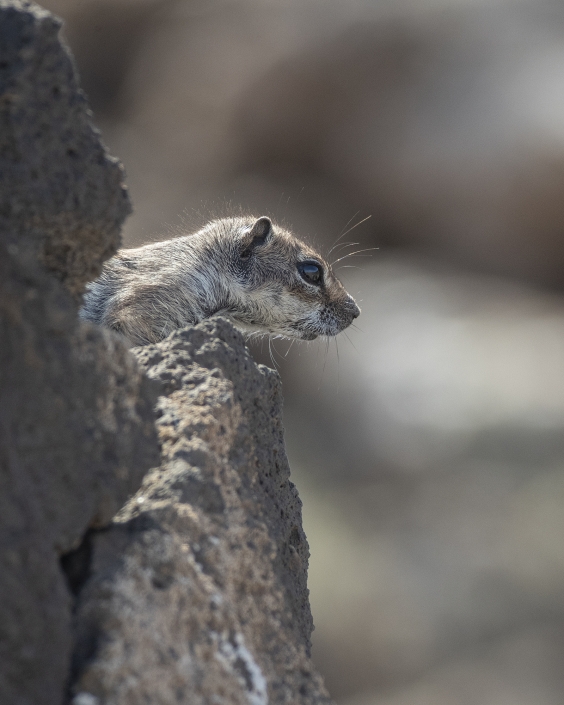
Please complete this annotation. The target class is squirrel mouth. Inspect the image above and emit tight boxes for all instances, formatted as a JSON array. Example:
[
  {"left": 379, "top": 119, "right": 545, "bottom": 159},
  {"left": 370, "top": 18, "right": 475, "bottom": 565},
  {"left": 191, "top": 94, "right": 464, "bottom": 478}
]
[{"left": 298, "top": 331, "right": 318, "bottom": 341}]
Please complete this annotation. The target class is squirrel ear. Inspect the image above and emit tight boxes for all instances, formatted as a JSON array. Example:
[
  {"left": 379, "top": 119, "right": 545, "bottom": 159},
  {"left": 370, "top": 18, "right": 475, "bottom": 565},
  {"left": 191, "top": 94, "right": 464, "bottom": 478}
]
[
  {"left": 249, "top": 216, "right": 271, "bottom": 242},
  {"left": 240, "top": 216, "right": 272, "bottom": 258}
]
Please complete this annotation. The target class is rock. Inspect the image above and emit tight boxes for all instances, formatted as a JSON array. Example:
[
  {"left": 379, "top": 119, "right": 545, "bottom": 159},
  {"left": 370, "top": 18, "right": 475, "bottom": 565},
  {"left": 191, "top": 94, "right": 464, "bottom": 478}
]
[
  {"left": 0, "top": 0, "right": 131, "bottom": 298},
  {"left": 70, "top": 319, "right": 332, "bottom": 705},
  {"left": 0, "top": 247, "right": 160, "bottom": 705},
  {"left": 0, "top": 2, "right": 159, "bottom": 703}
]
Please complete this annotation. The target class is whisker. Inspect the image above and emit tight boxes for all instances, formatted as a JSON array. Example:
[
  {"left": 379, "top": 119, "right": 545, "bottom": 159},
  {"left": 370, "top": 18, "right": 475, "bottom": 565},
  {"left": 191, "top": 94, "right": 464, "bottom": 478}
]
[
  {"left": 284, "top": 338, "right": 296, "bottom": 358},
  {"left": 343, "top": 330, "right": 358, "bottom": 353},
  {"left": 273, "top": 338, "right": 286, "bottom": 362},
  {"left": 329, "top": 241, "right": 360, "bottom": 255},
  {"left": 328, "top": 212, "right": 366, "bottom": 255},
  {"left": 338, "top": 211, "right": 360, "bottom": 237},
  {"left": 319, "top": 337, "right": 330, "bottom": 390},
  {"left": 331, "top": 247, "right": 379, "bottom": 266},
  {"left": 335, "top": 337, "right": 340, "bottom": 392},
  {"left": 327, "top": 215, "right": 372, "bottom": 256},
  {"left": 268, "top": 338, "right": 278, "bottom": 370},
  {"left": 340, "top": 214, "right": 372, "bottom": 237}
]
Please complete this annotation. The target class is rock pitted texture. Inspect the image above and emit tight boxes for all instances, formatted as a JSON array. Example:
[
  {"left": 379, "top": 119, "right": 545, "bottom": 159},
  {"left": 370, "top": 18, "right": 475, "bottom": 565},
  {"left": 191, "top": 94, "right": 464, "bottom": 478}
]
[
  {"left": 0, "top": 2, "right": 159, "bottom": 704},
  {"left": 71, "top": 319, "right": 331, "bottom": 705},
  {"left": 0, "top": 0, "right": 131, "bottom": 297},
  {"left": 0, "top": 247, "right": 160, "bottom": 705}
]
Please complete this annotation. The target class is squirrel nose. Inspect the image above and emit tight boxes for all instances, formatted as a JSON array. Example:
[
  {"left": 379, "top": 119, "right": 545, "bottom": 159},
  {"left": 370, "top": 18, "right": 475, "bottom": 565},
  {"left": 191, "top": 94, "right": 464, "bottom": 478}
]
[{"left": 347, "top": 297, "right": 360, "bottom": 319}]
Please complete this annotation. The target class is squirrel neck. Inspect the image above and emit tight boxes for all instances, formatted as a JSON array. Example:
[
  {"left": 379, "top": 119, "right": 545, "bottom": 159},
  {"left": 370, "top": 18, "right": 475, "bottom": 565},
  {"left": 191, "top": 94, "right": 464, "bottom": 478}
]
[{"left": 174, "top": 236, "right": 235, "bottom": 325}]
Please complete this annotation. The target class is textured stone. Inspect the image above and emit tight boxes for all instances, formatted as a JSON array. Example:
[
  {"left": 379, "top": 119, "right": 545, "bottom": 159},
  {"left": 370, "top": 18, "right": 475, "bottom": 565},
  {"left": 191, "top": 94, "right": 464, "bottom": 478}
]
[
  {"left": 0, "top": 3, "right": 159, "bottom": 704},
  {"left": 0, "top": 0, "right": 131, "bottom": 297},
  {"left": 71, "top": 319, "right": 332, "bottom": 705},
  {"left": 0, "top": 247, "right": 160, "bottom": 705}
]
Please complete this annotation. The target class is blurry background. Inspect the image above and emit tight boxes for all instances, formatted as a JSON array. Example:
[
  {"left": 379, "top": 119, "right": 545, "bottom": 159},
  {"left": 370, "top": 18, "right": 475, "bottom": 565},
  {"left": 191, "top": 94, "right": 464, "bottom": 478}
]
[{"left": 42, "top": 0, "right": 564, "bottom": 702}]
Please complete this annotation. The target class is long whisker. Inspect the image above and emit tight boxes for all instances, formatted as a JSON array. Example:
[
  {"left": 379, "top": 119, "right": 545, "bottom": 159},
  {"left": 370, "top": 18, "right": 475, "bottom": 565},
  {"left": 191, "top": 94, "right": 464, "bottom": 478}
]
[
  {"left": 327, "top": 215, "right": 372, "bottom": 256},
  {"left": 272, "top": 338, "right": 287, "bottom": 363},
  {"left": 331, "top": 241, "right": 360, "bottom": 253},
  {"left": 331, "top": 247, "right": 379, "bottom": 266},
  {"left": 328, "top": 213, "right": 370, "bottom": 255},
  {"left": 335, "top": 337, "right": 340, "bottom": 393},
  {"left": 319, "top": 337, "right": 330, "bottom": 390},
  {"left": 329, "top": 242, "right": 361, "bottom": 259},
  {"left": 343, "top": 330, "right": 358, "bottom": 353},
  {"left": 284, "top": 338, "right": 296, "bottom": 358},
  {"left": 340, "top": 214, "right": 372, "bottom": 237},
  {"left": 268, "top": 338, "right": 278, "bottom": 370},
  {"left": 338, "top": 210, "right": 360, "bottom": 237}
]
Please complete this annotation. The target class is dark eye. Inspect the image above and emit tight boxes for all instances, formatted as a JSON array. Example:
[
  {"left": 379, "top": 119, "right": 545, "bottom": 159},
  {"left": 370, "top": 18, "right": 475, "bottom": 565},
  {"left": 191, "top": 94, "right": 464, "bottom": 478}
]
[{"left": 298, "top": 261, "right": 323, "bottom": 285}]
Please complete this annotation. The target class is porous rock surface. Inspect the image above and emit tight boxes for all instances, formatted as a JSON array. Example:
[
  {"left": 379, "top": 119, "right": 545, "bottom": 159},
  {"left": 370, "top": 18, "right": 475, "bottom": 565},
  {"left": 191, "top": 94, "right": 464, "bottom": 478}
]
[
  {"left": 0, "top": 245, "right": 160, "bottom": 705},
  {"left": 71, "top": 319, "right": 331, "bottom": 705},
  {"left": 1, "top": 2, "right": 331, "bottom": 705},
  {"left": 0, "top": 0, "right": 131, "bottom": 297},
  {"left": 0, "top": 2, "right": 159, "bottom": 704}
]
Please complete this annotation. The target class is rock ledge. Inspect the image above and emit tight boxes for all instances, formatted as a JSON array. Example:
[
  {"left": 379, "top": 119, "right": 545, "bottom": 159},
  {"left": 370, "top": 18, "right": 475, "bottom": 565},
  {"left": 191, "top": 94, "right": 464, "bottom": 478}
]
[{"left": 71, "top": 320, "right": 331, "bottom": 704}]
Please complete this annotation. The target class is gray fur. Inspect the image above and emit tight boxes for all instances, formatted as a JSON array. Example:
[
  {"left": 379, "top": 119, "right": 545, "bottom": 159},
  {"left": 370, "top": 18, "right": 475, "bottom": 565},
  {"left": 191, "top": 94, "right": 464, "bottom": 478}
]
[{"left": 80, "top": 216, "right": 360, "bottom": 346}]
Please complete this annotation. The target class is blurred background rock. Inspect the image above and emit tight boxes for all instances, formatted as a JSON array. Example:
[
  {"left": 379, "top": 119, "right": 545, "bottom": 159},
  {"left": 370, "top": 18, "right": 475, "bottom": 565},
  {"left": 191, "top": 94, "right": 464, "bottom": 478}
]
[{"left": 41, "top": 0, "right": 564, "bottom": 702}]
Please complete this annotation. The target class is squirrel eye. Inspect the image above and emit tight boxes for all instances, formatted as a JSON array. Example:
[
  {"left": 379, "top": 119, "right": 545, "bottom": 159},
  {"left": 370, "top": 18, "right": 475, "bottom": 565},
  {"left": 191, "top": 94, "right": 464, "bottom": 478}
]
[{"left": 298, "top": 262, "right": 323, "bottom": 284}]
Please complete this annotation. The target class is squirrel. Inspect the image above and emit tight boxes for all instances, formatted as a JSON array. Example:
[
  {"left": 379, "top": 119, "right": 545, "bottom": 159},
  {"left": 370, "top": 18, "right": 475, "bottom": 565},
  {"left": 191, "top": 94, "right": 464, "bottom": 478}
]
[{"left": 80, "top": 216, "right": 360, "bottom": 346}]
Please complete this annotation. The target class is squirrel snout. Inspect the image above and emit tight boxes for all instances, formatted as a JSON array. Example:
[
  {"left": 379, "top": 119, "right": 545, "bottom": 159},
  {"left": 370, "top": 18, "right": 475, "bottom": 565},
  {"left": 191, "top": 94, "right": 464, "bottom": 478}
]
[{"left": 348, "top": 297, "right": 361, "bottom": 320}]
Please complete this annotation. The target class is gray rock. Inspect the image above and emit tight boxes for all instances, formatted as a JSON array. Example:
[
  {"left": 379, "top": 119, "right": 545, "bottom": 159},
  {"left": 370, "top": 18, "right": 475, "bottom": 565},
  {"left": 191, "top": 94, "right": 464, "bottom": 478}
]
[
  {"left": 0, "top": 0, "right": 131, "bottom": 298},
  {"left": 71, "top": 319, "right": 332, "bottom": 705},
  {"left": 0, "top": 248, "right": 160, "bottom": 705},
  {"left": 0, "top": 2, "right": 159, "bottom": 703}
]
